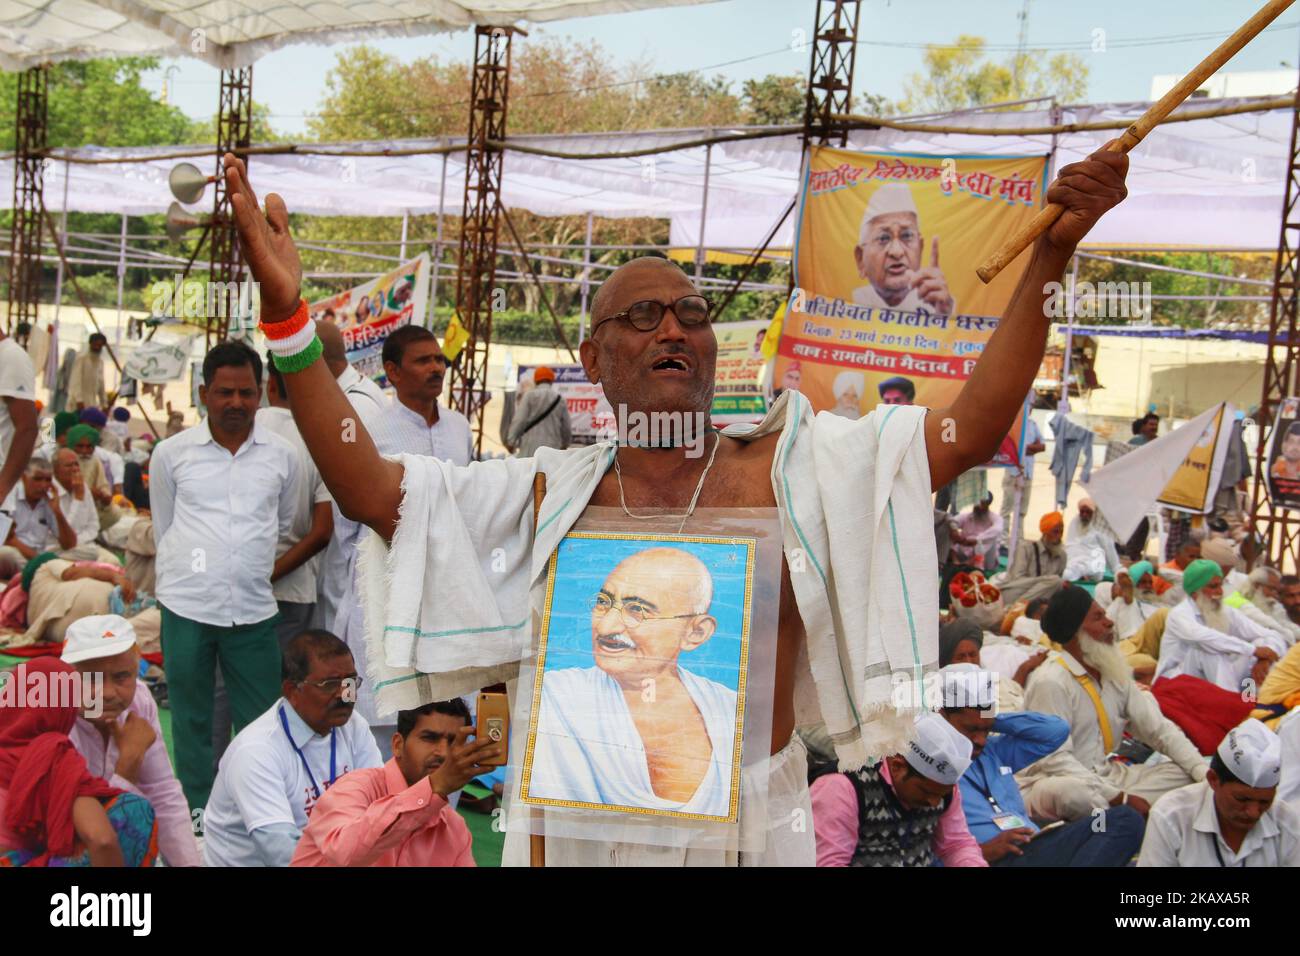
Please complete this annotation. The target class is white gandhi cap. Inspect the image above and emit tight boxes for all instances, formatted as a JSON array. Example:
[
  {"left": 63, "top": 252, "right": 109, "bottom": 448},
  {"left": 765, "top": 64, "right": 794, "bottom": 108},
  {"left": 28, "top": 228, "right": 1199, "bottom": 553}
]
[
  {"left": 939, "top": 663, "right": 997, "bottom": 711},
  {"left": 904, "top": 711, "right": 973, "bottom": 786},
  {"left": 60, "top": 614, "right": 138, "bottom": 665},
  {"left": 1216, "top": 717, "right": 1282, "bottom": 790},
  {"left": 859, "top": 183, "right": 920, "bottom": 244}
]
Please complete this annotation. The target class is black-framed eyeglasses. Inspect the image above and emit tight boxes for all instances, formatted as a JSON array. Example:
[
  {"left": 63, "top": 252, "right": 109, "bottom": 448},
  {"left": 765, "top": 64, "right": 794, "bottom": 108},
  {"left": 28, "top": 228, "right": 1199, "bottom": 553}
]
[
  {"left": 591, "top": 295, "right": 712, "bottom": 337},
  {"left": 298, "top": 675, "right": 363, "bottom": 695}
]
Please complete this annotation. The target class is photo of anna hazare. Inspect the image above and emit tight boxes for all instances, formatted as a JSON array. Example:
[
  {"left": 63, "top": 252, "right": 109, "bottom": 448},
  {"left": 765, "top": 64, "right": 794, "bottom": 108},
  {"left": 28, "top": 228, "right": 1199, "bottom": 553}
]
[{"left": 522, "top": 533, "right": 753, "bottom": 821}]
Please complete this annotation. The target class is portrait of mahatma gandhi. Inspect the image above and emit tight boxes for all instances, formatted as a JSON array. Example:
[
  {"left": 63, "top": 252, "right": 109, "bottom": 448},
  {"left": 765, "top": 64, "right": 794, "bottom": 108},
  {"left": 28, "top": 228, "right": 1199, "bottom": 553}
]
[
  {"left": 523, "top": 539, "right": 748, "bottom": 820},
  {"left": 852, "top": 183, "right": 954, "bottom": 316}
]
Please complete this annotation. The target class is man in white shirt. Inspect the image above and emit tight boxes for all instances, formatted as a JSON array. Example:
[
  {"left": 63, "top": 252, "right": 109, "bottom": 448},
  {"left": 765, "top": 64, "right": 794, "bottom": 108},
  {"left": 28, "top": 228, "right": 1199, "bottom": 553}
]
[
  {"left": 1139, "top": 717, "right": 1299, "bottom": 866},
  {"left": 0, "top": 455, "right": 77, "bottom": 565},
  {"left": 151, "top": 341, "right": 300, "bottom": 811},
  {"left": 1279, "top": 710, "right": 1299, "bottom": 808},
  {"left": 370, "top": 325, "right": 473, "bottom": 464},
  {"left": 51, "top": 447, "right": 102, "bottom": 559},
  {"left": 62, "top": 614, "right": 201, "bottom": 866},
  {"left": 1158, "top": 558, "right": 1287, "bottom": 694},
  {"left": 257, "top": 355, "right": 333, "bottom": 649},
  {"left": 68, "top": 332, "right": 108, "bottom": 411},
  {"left": 203, "top": 630, "right": 383, "bottom": 866},
  {"left": 1018, "top": 585, "right": 1209, "bottom": 823},
  {"left": 312, "top": 319, "right": 386, "bottom": 634},
  {"left": 0, "top": 329, "right": 38, "bottom": 577},
  {"left": 1063, "top": 498, "right": 1120, "bottom": 583},
  {"left": 356, "top": 324, "right": 473, "bottom": 756},
  {"left": 1000, "top": 405, "right": 1045, "bottom": 551}
]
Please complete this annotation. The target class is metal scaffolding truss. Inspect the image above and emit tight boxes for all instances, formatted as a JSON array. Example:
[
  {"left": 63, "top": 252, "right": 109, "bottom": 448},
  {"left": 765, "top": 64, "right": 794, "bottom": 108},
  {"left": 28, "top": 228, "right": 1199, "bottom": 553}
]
[
  {"left": 206, "top": 66, "right": 254, "bottom": 347},
  {"left": 447, "top": 25, "right": 521, "bottom": 452},
  {"left": 802, "top": 0, "right": 862, "bottom": 148},
  {"left": 1249, "top": 83, "right": 1300, "bottom": 569},
  {"left": 6, "top": 65, "right": 46, "bottom": 334}
]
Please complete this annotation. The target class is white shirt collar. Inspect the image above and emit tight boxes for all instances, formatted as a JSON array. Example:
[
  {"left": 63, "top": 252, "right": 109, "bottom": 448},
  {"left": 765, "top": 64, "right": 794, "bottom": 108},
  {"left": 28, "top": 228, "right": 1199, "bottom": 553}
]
[
  {"left": 1191, "top": 779, "right": 1278, "bottom": 855},
  {"left": 196, "top": 414, "right": 268, "bottom": 451}
]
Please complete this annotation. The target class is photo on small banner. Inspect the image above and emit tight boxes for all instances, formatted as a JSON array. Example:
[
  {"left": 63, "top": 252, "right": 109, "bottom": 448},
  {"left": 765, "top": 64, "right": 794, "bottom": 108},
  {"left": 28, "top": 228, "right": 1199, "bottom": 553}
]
[
  {"left": 710, "top": 319, "right": 770, "bottom": 425},
  {"left": 774, "top": 146, "right": 1050, "bottom": 466},
  {"left": 1266, "top": 397, "right": 1300, "bottom": 510},
  {"left": 520, "top": 531, "right": 754, "bottom": 822},
  {"left": 309, "top": 253, "right": 431, "bottom": 387},
  {"left": 1157, "top": 402, "right": 1232, "bottom": 515}
]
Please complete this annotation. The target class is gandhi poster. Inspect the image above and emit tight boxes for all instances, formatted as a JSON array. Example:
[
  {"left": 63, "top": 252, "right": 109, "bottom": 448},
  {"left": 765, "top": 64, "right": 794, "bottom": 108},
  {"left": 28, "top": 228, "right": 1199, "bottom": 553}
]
[
  {"left": 774, "top": 146, "right": 1049, "bottom": 466},
  {"left": 520, "top": 532, "right": 753, "bottom": 822}
]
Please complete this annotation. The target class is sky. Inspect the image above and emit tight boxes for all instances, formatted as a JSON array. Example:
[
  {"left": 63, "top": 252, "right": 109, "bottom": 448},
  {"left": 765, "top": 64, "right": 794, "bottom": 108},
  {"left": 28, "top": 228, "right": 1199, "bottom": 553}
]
[{"left": 144, "top": 0, "right": 1300, "bottom": 137}]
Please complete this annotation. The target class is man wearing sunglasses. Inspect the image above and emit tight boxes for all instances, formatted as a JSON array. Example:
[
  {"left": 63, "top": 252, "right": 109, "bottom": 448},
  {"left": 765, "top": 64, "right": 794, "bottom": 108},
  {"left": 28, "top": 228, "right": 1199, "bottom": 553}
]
[
  {"left": 202, "top": 629, "right": 383, "bottom": 867},
  {"left": 227, "top": 140, "right": 1130, "bottom": 867}
]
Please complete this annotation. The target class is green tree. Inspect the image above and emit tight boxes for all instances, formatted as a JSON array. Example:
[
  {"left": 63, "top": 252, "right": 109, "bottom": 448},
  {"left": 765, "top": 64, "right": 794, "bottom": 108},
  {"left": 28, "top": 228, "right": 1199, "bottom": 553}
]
[
  {"left": 899, "top": 36, "right": 1088, "bottom": 113},
  {"left": 741, "top": 74, "right": 804, "bottom": 125}
]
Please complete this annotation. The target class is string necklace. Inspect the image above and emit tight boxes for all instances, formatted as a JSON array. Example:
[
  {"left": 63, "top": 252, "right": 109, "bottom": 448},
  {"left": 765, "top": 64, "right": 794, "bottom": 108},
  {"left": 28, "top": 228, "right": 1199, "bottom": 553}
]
[{"left": 614, "top": 430, "right": 721, "bottom": 533}]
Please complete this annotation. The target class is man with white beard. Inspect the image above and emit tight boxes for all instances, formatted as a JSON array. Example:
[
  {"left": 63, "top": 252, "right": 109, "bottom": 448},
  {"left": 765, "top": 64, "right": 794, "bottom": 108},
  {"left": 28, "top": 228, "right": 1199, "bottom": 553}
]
[
  {"left": 1062, "top": 498, "right": 1120, "bottom": 583},
  {"left": 1157, "top": 558, "right": 1287, "bottom": 694},
  {"left": 1017, "top": 586, "right": 1208, "bottom": 823},
  {"left": 1226, "top": 566, "right": 1300, "bottom": 648},
  {"left": 1104, "top": 568, "right": 1161, "bottom": 642}
]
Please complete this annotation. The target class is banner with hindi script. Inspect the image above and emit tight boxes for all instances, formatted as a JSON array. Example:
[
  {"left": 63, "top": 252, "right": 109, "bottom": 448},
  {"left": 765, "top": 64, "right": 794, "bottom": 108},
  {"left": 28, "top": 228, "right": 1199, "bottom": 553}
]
[
  {"left": 1265, "top": 397, "right": 1300, "bottom": 511},
  {"left": 309, "top": 253, "right": 430, "bottom": 387},
  {"left": 774, "top": 147, "right": 1050, "bottom": 466},
  {"left": 711, "top": 319, "right": 770, "bottom": 425}
]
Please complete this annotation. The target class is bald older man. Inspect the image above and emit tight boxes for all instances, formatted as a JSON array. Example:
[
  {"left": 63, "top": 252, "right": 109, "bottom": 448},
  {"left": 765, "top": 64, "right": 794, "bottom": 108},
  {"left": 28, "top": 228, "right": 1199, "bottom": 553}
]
[
  {"left": 226, "top": 142, "right": 1131, "bottom": 866},
  {"left": 526, "top": 547, "right": 736, "bottom": 817}
]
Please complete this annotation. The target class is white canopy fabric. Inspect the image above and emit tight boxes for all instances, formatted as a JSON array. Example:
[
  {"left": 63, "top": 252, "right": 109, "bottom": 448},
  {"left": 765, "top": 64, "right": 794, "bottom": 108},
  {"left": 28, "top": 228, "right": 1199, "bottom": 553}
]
[
  {"left": 0, "top": 0, "right": 722, "bottom": 70},
  {"left": 10, "top": 96, "right": 1294, "bottom": 250}
]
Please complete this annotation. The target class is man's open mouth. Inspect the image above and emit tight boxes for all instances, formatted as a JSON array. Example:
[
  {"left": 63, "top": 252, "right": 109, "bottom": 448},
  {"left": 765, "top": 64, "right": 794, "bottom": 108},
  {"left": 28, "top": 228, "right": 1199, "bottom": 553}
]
[
  {"left": 596, "top": 634, "right": 636, "bottom": 653},
  {"left": 650, "top": 355, "right": 691, "bottom": 373}
]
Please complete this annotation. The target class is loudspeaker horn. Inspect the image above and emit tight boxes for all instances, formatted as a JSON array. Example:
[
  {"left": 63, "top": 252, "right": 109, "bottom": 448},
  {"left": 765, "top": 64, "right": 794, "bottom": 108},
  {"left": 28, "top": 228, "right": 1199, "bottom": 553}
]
[
  {"left": 165, "top": 201, "right": 203, "bottom": 243},
  {"left": 168, "top": 162, "right": 211, "bottom": 204}
]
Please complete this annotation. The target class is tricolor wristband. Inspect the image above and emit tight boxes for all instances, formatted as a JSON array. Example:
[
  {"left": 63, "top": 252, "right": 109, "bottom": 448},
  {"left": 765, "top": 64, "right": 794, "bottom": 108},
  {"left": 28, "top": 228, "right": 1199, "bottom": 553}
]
[{"left": 260, "top": 299, "right": 321, "bottom": 372}]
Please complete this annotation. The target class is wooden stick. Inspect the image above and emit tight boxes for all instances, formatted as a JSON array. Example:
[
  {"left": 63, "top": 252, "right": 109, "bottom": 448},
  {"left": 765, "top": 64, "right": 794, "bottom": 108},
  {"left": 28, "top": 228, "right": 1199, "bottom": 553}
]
[
  {"left": 529, "top": 470, "right": 547, "bottom": 869},
  {"left": 977, "top": 0, "right": 1295, "bottom": 284}
]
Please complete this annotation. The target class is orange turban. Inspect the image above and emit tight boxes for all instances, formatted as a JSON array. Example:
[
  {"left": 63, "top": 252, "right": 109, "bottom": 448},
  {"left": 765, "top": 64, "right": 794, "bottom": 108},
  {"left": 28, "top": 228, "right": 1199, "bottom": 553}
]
[
  {"left": 533, "top": 366, "right": 556, "bottom": 383},
  {"left": 1039, "top": 512, "right": 1064, "bottom": 534}
]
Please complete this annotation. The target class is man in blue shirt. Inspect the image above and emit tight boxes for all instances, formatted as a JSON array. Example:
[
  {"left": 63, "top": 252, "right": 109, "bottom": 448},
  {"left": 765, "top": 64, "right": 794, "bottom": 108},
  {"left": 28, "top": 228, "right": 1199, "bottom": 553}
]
[{"left": 939, "top": 663, "right": 1144, "bottom": 866}]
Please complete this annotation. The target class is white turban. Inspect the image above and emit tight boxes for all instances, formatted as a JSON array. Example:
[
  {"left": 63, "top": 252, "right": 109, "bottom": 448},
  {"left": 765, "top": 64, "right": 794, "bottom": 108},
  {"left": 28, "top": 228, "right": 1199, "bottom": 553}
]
[
  {"left": 859, "top": 183, "right": 920, "bottom": 244},
  {"left": 832, "top": 370, "right": 865, "bottom": 403},
  {"left": 903, "top": 712, "right": 973, "bottom": 786},
  {"left": 1216, "top": 718, "right": 1282, "bottom": 789}
]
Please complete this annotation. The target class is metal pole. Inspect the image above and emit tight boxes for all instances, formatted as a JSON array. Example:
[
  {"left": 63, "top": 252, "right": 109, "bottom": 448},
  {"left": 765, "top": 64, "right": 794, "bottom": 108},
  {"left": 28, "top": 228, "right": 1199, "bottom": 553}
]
[
  {"left": 1060, "top": 254, "right": 1079, "bottom": 409},
  {"left": 398, "top": 208, "right": 409, "bottom": 262},
  {"left": 695, "top": 142, "right": 712, "bottom": 280},
  {"left": 52, "top": 160, "right": 69, "bottom": 325},
  {"left": 579, "top": 211, "right": 593, "bottom": 343},
  {"left": 114, "top": 212, "right": 127, "bottom": 348},
  {"left": 430, "top": 150, "right": 449, "bottom": 326}
]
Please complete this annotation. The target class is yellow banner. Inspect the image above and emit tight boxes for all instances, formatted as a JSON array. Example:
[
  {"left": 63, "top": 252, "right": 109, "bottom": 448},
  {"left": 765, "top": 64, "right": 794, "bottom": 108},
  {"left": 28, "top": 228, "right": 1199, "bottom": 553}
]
[{"left": 775, "top": 147, "right": 1049, "bottom": 465}]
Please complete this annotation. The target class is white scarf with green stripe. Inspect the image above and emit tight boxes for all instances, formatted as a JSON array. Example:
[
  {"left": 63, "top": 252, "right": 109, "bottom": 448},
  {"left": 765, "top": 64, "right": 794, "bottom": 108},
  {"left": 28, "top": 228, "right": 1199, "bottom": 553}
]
[{"left": 357, "top": 389, "right": 937, "bottom": 768}]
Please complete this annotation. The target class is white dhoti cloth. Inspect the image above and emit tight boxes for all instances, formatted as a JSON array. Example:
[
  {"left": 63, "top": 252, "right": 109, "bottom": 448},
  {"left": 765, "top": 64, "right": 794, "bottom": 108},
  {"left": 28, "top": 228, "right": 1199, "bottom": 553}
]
[{"left": 528, "top": 666, "right": 737, "bottom": 818}]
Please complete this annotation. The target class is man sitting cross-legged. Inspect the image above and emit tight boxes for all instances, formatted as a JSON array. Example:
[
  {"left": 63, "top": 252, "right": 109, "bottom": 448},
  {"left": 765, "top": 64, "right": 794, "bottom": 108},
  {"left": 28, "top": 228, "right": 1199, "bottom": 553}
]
[{"left": 1017, "top": 586, "right": 1208, "bottom": 824}]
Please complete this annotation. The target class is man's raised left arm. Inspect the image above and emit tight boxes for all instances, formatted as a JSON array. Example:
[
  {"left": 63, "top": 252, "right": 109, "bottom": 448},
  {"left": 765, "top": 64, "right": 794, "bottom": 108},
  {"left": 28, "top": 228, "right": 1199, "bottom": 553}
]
[{"left": 926, "top": 146, "right": 1128, "bottom": 489}]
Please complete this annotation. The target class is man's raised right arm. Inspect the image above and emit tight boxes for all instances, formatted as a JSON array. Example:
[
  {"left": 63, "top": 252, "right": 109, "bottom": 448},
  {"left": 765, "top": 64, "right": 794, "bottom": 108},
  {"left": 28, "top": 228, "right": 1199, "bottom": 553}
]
[{"left": 224, "top": 152, "right": 404, "bottom": 540}]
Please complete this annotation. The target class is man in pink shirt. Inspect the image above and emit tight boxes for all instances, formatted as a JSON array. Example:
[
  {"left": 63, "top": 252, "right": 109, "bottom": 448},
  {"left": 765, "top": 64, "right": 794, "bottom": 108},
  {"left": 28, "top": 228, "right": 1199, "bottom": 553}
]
[
  {"left": 291, "top": 699, "right": 500, "bottom": 867},
  {"left": 809, "top": 711, "right": 987, "bottom": 867},
  {"left": 62, "top": 614, "right": 202, "bottom": 866}
]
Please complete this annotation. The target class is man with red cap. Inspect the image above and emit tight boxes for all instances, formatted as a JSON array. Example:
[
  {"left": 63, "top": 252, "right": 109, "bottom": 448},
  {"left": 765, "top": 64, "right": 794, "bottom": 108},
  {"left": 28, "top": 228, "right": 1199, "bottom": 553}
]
[{"left": 505, "top": 365, "right": 571, "bottom": 458}]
